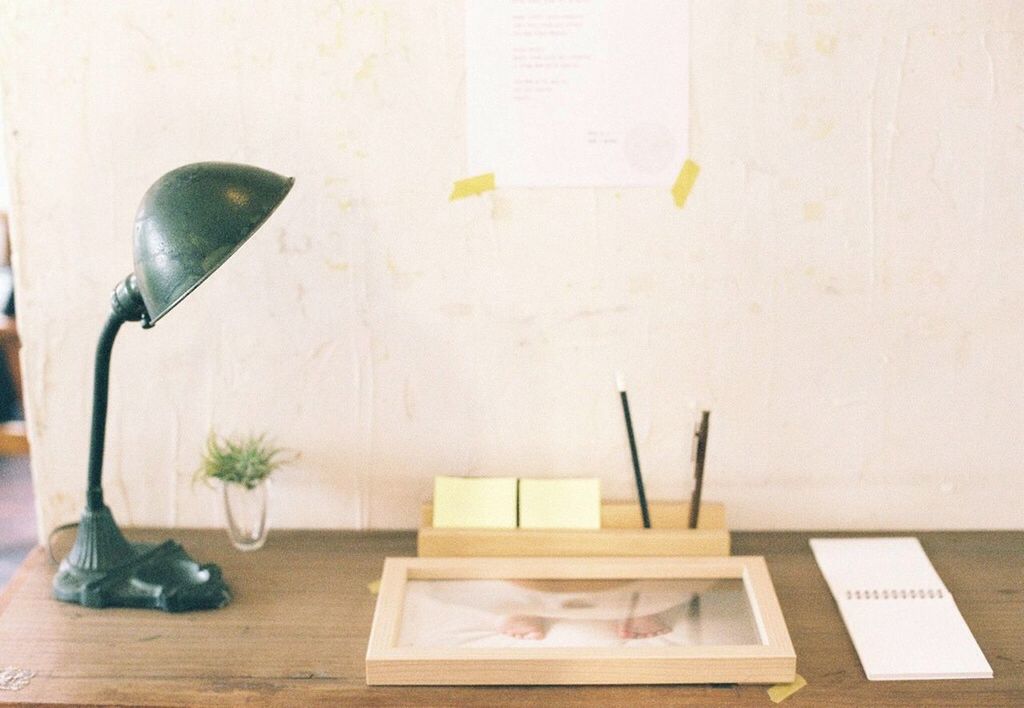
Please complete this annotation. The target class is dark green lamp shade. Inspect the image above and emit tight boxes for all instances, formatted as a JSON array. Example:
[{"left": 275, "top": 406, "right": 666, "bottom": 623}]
[{"left": 133, "top": 162, "right": 294, "bottom": 325}]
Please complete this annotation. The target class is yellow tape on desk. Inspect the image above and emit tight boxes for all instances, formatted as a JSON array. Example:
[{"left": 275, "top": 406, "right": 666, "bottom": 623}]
[{"left": 768, "top": 673, "right": 806, "bottom": 703}]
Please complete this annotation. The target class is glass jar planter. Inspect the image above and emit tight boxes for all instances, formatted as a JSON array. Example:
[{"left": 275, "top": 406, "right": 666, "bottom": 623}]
[{"left": 223, "top": 479, "right": 270, "bottom": 551}]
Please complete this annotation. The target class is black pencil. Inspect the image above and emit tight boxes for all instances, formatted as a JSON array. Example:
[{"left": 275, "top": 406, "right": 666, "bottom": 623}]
[
  {"left": 688, "top": 410, "right": 710, "bottom": 529},
  {"left": 616, "top": 373, "right": 650, "bottom": 528}
]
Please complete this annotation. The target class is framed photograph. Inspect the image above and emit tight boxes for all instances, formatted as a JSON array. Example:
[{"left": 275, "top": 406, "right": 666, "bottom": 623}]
[{"left": 365, "top": 556, "right": 795, "bottom": 685}]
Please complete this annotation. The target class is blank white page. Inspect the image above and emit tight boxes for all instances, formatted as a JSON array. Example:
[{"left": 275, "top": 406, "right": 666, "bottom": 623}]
[{"left": 811, "top": 538, "right": 992, "bottom": 681}]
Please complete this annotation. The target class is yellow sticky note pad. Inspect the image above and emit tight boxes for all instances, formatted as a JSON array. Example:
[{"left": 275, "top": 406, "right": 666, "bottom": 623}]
[
  {"left": 449, "top": 173, "right": 496, "bottom": 201},
  {"left": 518, "top": 478, "right": 601, "bottom": 529},
  {"left": 432, "top": 476, "right": 518, "bottom": 528}
]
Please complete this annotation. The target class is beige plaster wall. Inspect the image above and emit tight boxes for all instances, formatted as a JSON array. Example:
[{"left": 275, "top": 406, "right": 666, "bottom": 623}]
[{"left": 1, "top": 1, "right": 1021, "bottom": 537}]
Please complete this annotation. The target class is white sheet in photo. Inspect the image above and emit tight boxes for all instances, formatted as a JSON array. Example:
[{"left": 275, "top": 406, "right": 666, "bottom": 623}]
[{"left": 397, "top": 578, "right": 759, "bottom": 649}]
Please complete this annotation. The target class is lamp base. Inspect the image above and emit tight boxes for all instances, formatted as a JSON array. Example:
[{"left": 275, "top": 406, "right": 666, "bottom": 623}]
[{"left": 54, "top": 539, "right": 231, "bottom": 612}]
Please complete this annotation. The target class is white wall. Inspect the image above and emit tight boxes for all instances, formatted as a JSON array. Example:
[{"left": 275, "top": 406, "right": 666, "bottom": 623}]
[
  {"left": 1, "top": 1, "right": 1022, "bottom": 539},
  {"left": 0, "top": 82, "right": 8, "bottom": 212}
]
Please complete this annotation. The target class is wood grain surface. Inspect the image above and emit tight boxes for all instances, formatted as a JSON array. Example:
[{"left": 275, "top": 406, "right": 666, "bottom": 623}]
[{"left": 0, "top": 529, "right": 1020, "bottom": 706}]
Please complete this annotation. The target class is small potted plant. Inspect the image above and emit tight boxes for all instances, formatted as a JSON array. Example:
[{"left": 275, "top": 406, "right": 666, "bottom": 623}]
[{"left": 196, "top": 432, "right": 291, "bottom": 551}]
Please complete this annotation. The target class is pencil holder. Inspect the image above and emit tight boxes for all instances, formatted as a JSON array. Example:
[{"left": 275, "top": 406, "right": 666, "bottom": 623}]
[{"left": 417, "top": 501, "right": 730, "bottom": 557}]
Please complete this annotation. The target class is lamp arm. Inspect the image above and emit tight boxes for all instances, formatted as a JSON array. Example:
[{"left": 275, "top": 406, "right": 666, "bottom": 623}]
[
  {"left": 85, "top": 275, "right": 147, "bottom": 511},
  {"left": 85, "top": 312, "right": 124, "bottom": 510}
]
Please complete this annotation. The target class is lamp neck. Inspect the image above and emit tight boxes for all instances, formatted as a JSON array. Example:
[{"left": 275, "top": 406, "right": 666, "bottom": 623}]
[
  {"left": 111, "top": 274, "right": 148, "bottom": 325},
  {"left": 86, "top": 275, "right": 148, "bottom": 511},
  {"left": 86, "top": 313, "right": 123, "bottom": 510}
]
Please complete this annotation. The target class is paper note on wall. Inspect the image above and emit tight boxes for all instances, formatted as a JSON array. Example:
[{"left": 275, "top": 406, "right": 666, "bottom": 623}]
[
  {"left": 432, "top": 476, "right": 519, "bottom": 528},
  {"left": 466, "top": 1, "right": 689, "bottom": 187},
  {"left": 518, "top": 478, "right": 601, "bottom": 529}
]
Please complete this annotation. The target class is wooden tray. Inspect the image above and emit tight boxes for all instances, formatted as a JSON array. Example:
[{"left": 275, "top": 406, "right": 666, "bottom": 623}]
[{"left": 417, "top": 501, "right": 730, "bottom": 557}]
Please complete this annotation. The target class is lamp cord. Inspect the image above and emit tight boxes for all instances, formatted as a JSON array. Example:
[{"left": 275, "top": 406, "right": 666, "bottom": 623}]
[{"left": 46, "top": 522, "right": 79, "bottom": 565}]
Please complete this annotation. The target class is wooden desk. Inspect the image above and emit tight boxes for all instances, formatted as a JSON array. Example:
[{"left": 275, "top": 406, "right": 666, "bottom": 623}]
[{"left": 0, "top": 530, "right": 1021, "bottom": 706}]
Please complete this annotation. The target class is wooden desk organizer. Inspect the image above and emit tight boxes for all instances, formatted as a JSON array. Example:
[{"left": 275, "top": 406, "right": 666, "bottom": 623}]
[{"left": 417, "top": 501, "right": 730, "bottom": 557}]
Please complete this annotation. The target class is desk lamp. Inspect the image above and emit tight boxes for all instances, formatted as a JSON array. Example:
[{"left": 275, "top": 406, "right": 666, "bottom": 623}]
[{"left": 53, "top": 162, "right": 293, "bottom": 611}]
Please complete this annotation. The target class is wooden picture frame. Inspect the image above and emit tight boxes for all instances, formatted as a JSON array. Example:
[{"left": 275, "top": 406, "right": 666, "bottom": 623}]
[{"left": 365, "top": 556, "right": 795, "bottom": 685}]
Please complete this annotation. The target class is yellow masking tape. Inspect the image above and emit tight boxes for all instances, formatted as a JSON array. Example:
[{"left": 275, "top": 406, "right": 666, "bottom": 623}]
[
  {"left": 767, "top": 673, "right": 807, "bottom": 703},
  {"left": 449, "top": 173, "right": 496, "bottom": 201},
  {"left": 671, "top": 159, "right": 701, "bottom": 208},
  {"left": 367, "top": 579, "right": 381, "bottom": 595}
]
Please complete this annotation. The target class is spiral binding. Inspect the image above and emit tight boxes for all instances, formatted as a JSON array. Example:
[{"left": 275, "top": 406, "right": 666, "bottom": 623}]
[{"left": 845, "top": 588, "right": 945, "bottom": 600}]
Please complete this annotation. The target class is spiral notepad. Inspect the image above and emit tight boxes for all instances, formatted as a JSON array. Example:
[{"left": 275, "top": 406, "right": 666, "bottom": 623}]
[{"left": 810, "top": 537, "right": 992, "bottom": 681}]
